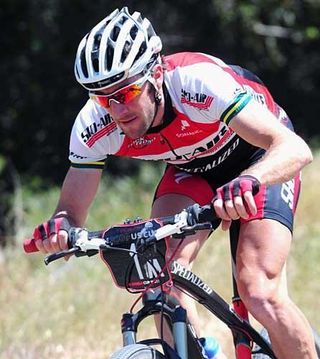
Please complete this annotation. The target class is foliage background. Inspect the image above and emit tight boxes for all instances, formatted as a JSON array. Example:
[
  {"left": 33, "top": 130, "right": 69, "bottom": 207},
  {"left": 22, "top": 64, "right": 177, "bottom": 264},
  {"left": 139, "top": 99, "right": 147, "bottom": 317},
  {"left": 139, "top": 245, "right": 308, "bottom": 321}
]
[{"left": 1, "top": 0, "right": 320, "bottom": 183}]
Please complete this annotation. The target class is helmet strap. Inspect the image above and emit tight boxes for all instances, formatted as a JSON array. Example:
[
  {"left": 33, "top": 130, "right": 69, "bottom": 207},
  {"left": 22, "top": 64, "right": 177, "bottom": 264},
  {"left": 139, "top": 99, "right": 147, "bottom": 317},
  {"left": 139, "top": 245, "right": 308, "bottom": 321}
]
[
  {"left": 144, "top": 81, "right": 163, "bottom": 132},
  {"left": 147, "top": 75, "right": 162, "bottom": 105},
  {"left": 151, "top": 86, "right": 161, "bottom": 127},
  {"left": 155, "top": 90, "right": 162, "bottom": 105}
]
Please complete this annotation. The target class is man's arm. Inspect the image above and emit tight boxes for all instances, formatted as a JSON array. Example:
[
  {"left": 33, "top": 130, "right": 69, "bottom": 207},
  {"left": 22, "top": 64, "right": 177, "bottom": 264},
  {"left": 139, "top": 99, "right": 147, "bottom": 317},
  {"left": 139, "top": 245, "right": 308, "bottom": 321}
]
[
  {"left": 53, "top": 167, "right": 103, "bottom": 226},
  {"left": 214, "top": 100, "right": 312, "bottom": 229},
  {"left": 35, "top": 167, "right": 103, "bottom": 253},
  {"left": 230, "top": 100, "right": 313, "bottom": 184}
]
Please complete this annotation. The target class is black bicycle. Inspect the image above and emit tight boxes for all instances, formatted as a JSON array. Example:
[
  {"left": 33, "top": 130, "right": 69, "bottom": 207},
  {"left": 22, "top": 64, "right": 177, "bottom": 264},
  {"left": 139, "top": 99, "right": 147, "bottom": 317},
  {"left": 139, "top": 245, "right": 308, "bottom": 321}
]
[{"left": 24, "top": 203, "right": 320, "bottom": 359}]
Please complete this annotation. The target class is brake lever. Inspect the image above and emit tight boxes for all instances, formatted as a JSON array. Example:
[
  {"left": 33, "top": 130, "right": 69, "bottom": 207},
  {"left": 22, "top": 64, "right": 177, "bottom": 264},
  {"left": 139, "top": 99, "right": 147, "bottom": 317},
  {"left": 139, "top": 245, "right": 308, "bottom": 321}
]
[
  {"left": 172, "top": 222, "right": 212, "bottom": 239},
  {"left": 195, "top": 223, "right": 213, "bottom": 230},
  {"left": 183, "top": 223, "right": 213, "bottom": 232},
  {"left": 44, "top": 247, "right": 80, "bottom": 265}
]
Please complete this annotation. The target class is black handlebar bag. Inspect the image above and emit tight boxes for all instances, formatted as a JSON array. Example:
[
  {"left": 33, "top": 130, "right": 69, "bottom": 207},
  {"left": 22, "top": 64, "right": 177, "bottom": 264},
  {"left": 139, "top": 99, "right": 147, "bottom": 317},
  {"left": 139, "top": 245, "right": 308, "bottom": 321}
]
[{"left": 100, "top": 219, "right": 172, "bottom": 292}]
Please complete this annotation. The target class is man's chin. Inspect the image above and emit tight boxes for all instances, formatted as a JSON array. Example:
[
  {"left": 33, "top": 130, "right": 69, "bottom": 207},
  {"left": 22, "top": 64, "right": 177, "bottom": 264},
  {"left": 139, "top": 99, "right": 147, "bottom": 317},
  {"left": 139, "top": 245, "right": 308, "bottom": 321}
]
[
  {"left": 124, "top": 131, "right": 145, "bottom": 140},
  {"left": 122, "top": 126, "right": 148, "bottom": 140}
]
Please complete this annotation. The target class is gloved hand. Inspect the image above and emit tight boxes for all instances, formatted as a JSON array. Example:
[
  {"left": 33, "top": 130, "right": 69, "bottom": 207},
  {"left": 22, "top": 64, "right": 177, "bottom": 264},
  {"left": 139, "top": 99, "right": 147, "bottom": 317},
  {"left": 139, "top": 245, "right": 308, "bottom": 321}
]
[
  {"left": 213, "top": 175, "right": 261, "bottom": 230},
  {"left": 33, "top": 217, "right": 71, "bottom": 253}
]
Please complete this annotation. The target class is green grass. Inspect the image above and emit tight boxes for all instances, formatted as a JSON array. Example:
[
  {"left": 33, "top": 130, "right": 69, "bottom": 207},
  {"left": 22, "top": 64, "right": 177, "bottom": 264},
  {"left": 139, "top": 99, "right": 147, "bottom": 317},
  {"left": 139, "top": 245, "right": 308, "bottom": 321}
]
[{"left": 0, "top": 156, "right": 320, "bottom": 358}]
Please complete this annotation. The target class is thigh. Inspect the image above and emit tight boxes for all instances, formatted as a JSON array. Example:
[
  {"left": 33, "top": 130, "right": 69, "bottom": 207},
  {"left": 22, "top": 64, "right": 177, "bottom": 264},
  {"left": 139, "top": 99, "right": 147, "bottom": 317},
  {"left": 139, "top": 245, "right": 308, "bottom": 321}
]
[
  {"left": 231, "top": 174, "right": 301, "bottom": 295},
  {"left": 152, "top": 166, "right": 217, "bottom": 267},
  {"left": 236, "top": 219, "right": 291, "bottom": 289}
]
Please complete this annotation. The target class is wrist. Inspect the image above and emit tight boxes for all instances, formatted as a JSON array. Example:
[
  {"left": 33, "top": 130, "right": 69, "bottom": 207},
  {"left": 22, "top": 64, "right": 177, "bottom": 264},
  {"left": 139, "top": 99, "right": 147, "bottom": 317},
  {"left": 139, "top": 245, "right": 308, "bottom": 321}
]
[
  {"left": 52, "top": 212, "right": 69, "bottom": 220},
  {"left": 52, "top": 212, "right": 74, "bottom": 225},
  {"left": 240, "top": 173, "right": 262, "bottom": 185}
]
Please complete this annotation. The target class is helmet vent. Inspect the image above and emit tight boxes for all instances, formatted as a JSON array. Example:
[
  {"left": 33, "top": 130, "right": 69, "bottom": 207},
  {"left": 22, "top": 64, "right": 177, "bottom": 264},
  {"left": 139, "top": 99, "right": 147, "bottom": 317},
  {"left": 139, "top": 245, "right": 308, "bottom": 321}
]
[
  {"left": 92, "top": 56, "right": 99, "bottom": 72},
  {"left": 130, "top": 25, "right": 138, "bottom": 40},
  {"left": 91, "top": 36, "right": 101, "bottom": 73},
  {"left": 136, "top": 14, "right": 143, "bottom": 24},
  {"left": 110, "top": 26, "right": 120, "bottom": 42},
  {"left": 80, "top": 47, "right": 88, "bottom": 78},
  {"left": 119, "top": 16, "right": 127, "bottom": 25},
  {"left": 106, "top": 40, "right": 114, "bottom": 71},
  {"left": 133, "top": 41, "right": 146, "bottom": 64},
  {"left": 147, "top": 24, "right": 156, "bottom": 40},
  {"left": 121, "top": 40, "right": 133, "bottom": 63},
  {"left": 93, "top": 33, "right": 102, "bottom": 51}
]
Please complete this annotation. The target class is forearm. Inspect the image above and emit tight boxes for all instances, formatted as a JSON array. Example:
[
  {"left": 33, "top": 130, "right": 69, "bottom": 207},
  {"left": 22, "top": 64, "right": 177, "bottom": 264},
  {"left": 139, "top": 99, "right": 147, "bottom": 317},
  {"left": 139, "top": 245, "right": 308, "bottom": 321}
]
[
  {"left": 241, "top": 133, "right": 313, "bottom": 185},
  {"left": 51, "top": 167, "right": 102, "bottom": 226},
  {"left": 230, "top": 101, "right": 313, "bottom": 186}
]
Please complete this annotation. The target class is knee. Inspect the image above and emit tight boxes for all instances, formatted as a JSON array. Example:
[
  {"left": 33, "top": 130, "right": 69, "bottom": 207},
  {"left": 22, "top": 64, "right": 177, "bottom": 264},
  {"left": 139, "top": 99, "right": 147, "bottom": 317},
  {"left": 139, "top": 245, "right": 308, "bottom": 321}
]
[
  {"left": 238, "top": 279, "right": 284, "bottom": 321},
  {"left": 167, "top": 232, "right": 208, "bottom": 266}
]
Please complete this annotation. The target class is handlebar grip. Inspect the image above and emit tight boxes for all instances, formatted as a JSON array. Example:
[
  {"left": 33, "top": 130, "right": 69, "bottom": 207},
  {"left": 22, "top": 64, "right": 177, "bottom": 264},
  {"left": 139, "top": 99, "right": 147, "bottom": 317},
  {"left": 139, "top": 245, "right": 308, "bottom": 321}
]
[
  {"left": 198, "top": 204, "right": 217, "bottom": 223},
  {"left": 23, "top": 238, "right": 39, "bottom": 253}
]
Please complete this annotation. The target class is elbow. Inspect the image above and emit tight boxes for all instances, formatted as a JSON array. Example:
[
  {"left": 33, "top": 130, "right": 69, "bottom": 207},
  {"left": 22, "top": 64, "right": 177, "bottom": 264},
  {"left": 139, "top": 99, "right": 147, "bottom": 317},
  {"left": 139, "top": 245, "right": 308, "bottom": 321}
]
[
  {"left": 299, "top": 140, "right": 313, "bottom": 168},
  {"left": 305, "top": 147, "right": 313, "bottom": 165}
]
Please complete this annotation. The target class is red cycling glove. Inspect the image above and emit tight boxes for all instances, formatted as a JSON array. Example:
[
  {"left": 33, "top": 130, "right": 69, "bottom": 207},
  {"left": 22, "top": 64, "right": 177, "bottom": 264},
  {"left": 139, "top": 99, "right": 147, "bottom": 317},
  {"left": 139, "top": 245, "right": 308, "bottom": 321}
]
[
  {"left": 216, "top": 175, "right": 261, "bottom": 202},
  {"left": 33, "top": 217, "right": 71, "bottom": 241}
]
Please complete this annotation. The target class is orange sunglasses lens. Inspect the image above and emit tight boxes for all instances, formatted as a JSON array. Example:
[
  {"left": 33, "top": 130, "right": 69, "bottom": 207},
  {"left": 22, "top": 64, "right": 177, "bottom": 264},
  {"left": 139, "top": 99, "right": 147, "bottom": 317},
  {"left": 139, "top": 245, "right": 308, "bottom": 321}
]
[{"left": 90, "top": 84, "right": 143, "bottom": 108}]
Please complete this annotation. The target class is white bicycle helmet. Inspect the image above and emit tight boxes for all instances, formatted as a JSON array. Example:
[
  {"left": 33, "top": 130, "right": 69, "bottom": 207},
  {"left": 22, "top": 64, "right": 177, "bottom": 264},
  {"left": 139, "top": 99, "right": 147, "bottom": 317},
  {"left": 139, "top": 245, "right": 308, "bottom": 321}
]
[{"left": 74, "top": 7, "right": 162, "bottom": 91}]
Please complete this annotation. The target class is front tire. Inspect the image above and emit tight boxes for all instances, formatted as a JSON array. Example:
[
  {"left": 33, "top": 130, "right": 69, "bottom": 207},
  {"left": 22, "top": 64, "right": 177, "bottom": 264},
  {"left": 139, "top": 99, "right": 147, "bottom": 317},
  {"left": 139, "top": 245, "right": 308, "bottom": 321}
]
[{"left": 110, "top": 344, "right": 166, "bottom": 359}]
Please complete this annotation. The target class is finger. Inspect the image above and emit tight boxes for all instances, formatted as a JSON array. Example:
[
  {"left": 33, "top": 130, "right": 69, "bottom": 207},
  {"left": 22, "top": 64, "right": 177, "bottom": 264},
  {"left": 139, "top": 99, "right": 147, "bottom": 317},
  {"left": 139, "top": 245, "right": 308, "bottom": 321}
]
[
  {"left": 221, "top": 219, "right": 232, "bottom": 231},
  {"left": 48, "top": 219, "right": 57, "bottom": 236},
  {"left": 223, "top": 185, "right": 231, "bottom": 201},
  {"left": 233, "top": 196, "right": 249, "bottom": 219},
  {"left": 243, "top": 191, "right": 257, "bottom": 216},
  {"left": 213, "top": 198, "right": 231, "bottom": 220},
  {"left": 50, "top": 233, "right": 61, "bottom": 252},
  {"left": 58, "top": 230, "right": 69, "bottom": 250},
  {"left": 224, "top": 199, "right": 239, "bottom": 220},
  {"left": 42, "top": 238, "right": 53, "bottom": 253},
  {"left": 35, "top": 239, "right": 46, "bottom": 253},
  {"left": 38, "top": 224, "right": 48, "bottom": 240}
]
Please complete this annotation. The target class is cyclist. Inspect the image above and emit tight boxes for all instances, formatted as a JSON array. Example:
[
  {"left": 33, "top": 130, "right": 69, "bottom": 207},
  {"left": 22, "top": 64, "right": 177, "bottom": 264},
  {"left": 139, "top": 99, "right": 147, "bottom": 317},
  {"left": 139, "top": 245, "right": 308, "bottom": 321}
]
[{"left": 31, "top": 7, "right": 317, "bottom": 359}]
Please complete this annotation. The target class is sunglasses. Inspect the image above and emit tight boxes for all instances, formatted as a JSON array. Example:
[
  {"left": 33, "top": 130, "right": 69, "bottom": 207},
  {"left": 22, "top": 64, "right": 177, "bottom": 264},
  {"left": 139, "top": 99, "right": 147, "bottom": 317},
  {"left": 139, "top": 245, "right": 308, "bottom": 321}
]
[{"left": 89, "top": 74, "right": 150, "bottom": 109}]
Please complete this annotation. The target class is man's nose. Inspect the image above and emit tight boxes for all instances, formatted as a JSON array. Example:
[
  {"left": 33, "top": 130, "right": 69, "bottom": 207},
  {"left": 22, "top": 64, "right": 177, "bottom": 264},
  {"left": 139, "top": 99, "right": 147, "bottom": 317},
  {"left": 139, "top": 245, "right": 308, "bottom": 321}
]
[{"left": 109, "top": 100, "right": 129, "bottom": 117}]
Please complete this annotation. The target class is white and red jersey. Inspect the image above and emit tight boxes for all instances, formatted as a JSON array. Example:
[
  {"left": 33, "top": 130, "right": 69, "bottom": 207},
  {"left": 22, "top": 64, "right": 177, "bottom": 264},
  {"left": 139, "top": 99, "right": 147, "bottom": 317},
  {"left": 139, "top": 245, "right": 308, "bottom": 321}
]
[{"left": 69, "top": 52, "right": 287, "bottom": 181}]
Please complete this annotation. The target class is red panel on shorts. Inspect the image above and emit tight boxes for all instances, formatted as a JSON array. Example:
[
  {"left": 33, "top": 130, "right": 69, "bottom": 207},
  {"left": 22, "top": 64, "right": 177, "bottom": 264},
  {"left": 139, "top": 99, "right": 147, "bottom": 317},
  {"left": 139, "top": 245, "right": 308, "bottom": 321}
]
[{"left": 154, "top": 166, "right": 214, "bottom": 206}]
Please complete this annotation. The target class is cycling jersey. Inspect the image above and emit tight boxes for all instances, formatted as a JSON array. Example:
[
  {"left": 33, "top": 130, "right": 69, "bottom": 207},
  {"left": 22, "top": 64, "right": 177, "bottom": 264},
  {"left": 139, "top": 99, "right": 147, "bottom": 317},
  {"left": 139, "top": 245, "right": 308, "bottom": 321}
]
[{"left": 69, "top": 52, "right": 289, "bottom": 183}]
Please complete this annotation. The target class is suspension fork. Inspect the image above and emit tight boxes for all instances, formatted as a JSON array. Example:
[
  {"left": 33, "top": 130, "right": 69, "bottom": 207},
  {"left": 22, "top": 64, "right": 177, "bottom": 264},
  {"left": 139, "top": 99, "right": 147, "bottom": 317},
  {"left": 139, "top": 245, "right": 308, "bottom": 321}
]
[
  {"left": 230, "top": 220, "right": 252, "bottom": 359},
  {"left": 120, "top": 290, "right": 189, "bottom": 359}
]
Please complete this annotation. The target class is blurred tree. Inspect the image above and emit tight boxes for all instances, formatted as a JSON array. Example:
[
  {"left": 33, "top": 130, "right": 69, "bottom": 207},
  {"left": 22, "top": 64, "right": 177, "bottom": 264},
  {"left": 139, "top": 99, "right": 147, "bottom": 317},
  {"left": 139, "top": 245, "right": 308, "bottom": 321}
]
[
  {"left": 1, "top": 0, "right": 319, "bottom": 183},
  {"left": 0, "top": 156, "right": 22, "bottom": 247},
  {"left": 210, "top": 0, "right": 320, "bottom": 138}
]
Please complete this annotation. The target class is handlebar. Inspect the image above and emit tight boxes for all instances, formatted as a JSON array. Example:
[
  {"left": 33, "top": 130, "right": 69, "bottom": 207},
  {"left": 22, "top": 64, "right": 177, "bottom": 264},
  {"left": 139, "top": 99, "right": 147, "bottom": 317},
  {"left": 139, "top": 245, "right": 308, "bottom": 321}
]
[{"left": 23, "top": 203, "right": 217, "bottom": 264}]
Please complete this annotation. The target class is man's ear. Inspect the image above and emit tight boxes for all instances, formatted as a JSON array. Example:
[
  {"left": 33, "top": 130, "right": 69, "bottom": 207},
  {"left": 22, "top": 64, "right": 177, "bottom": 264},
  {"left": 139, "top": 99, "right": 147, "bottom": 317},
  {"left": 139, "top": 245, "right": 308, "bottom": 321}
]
[{"left": 151, "top": 64, "right": 164, "bottom": 89}]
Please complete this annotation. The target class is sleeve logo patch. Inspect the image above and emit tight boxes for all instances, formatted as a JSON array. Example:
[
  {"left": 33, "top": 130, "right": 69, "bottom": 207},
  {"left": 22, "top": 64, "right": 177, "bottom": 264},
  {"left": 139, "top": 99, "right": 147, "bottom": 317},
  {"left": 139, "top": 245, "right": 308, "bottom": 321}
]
[
  {"left": 181, "top": 89, "right": 214, "bottom": 110},
  {"left": 81, "top": 114, "right": 116, "bottom": 148}
]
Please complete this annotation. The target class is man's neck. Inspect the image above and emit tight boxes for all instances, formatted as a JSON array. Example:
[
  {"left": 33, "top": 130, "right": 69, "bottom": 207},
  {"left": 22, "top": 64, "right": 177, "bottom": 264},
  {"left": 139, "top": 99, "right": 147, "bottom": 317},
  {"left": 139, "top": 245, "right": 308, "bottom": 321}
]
[{"left": 152, "top": 100, "right": 165, "bottom": 128}]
